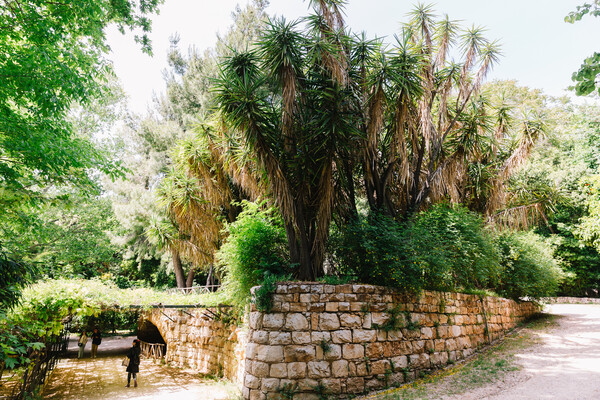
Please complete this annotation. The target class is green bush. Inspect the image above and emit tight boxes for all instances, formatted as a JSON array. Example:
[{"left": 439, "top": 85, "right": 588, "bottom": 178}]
[
  {"left": 496, "top": 232, "right": 564, "bottom": 299},
  {"left": 330, "top": 212, "right": 423, "bottom": 293},
  {"left": 217, "top": 201, "right": 291, "bottom": 308},
  {"left": 406, "top": 203, "right": 501, "bottom": 292},
  {"left": 331, "top": 204, "right": 501, "bottom": 294}
]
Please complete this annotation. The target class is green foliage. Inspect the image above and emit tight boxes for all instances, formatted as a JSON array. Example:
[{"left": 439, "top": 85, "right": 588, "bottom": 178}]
[
  {"left": 496, "top": 232, "right": 564, "bottom": 299},
  {"left": 0, "top": 0, "right": 161, "bottom": 199},
  {"left": 0, "top": 249, "right": 35, "bottom": 310},
  {"left": 407, "top": 204, "right": 501, "bottom": 292},
  {"left": 330, "top": 213, "right": 422, "bottom": 294},
  {"left": 253, "top": 273, "right": 282, "bottom": 313},
  {"left": 331, "top": 205, "right": 500, "bottom": 294},
  {"left": 218, "top": 201, "right": 291, "bottom": 308},
  {"left": 566, "top": 1, "right": 600, "bottom": 96}
]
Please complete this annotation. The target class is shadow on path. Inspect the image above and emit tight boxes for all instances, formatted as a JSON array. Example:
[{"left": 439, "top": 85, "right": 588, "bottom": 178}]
[{"left": 44, "top": 335, "right": 239, "bottom": 400}]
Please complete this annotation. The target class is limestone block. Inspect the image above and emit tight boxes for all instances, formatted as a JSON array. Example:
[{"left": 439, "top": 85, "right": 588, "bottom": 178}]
[
  {"left": 366, "top": 377, "right": 382, "bottom": 390},
  {"left": 309, "top": 303, "right": 325, "bottom": 312},
  {"left": 249, "top": 312, "right": 263, "bottom": 330},
  {"left": 246, "top": 343, "right": 258, "bottom": 360},
  {"left": 365, "top": 342, "right": 383, "bottom": 358},
  {"left": 310, "top": 331, "right": 331, "bottom": 343},
  {"left": 255, "top": 345, "right": 284, "bottom": 363},
  {"left": 261, "top": 378, "right": 280, "bottom": 392},
  {"left": 371, "top": 312, "right": 389, "bottom": 326},
  {"left": 388, "top": 330, "right": 403, "bottom": 341},
  {"left": 342, "top": 344, "right": 364, "bottom": 359},
  {"left": 340, "top": 313, "right": 362, "bottom": 328},
  {"left": 332, "top": 360, "right": 349, "bottom": 377},
  {"left": 307, "top": 361, "right": 331, "bottom": 378},
  {"left": 323, "top": 344, "right": 341, "bottom": 361},
  {"left": 252, "top": 330, "right": 269, "bottom": 344},
  {"left": 289, "top": 302, "right": 307, "bottom": 312},
  {"left": 320, "top": 378, "right": 342, "bottom": 394},
  {"left": 285, "top": 313, "right": 309, "bottom": 331},
  {"left": 371, "top": 360, "right": 390, "bottom": 375},
  {"left": 270, "top": 332, "right": 292, "bottom": 345},
  {"left": 320, "top": 313, "right": 341, "bottom": 330},
  {"left": 252, "top": 361, "right": 270, "bottom": 378},
  {"left": 420, "top": 327, "right": 434, "bottom": 339},
  {"left": 325, "top": 302, "right": 339, "bottom": 312},
  {"left": 339, "top": 302, "right": 351, "bottom": 312},
  {"left": 270, "top": 363, "right": 288, "bottom": 378},
  {"left": 287, "top": 362, "right": 307, "bottom": 378},
  {"left": 284, "top": 345, "right": 315, "bottom": 362},
  {"left": 293, "top": 394, "right": 320, "bottom": 400},
  {"left": 292, "top": 331, "right": 311, "bottom": 345},
  {"left": 296, "top": 378, "right": 319, "bottom": 391},
  {"left": 451, "top": 325, "right": 462, "bottom": 337},
  {"left": 391, "top": 355, "right": 408, "bottom": 370},
  {"left": 352, "top": 329, "right": 376, "bottom": 343},
  {"left": 346, "top": 377, "right": 365, "bottom": 393},
  {"left": 262, "top": 314, "right": 285, "bottom": 330},
  {"left": 249, "top": 389, "right": 265, "bottom": 400},
  {"left": 331, "top": 330, "right": 352, "bottom": 344},
  {"left": 245, "top": 373, "right": 261, "bottom": 389}
]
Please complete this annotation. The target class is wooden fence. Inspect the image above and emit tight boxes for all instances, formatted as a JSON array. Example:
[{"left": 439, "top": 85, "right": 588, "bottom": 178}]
[
  {"left": 165, "top": 285, "right": 220, "bottom": 295},
  {"left": 140, "top": 341, "right": 165, "bottom": 360}
]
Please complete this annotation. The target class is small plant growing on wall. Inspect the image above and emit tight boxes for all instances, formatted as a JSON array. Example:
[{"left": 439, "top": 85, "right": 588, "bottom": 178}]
[
  {"left": 374, "top": 305, "right": 403, "bottom": 332},
  {"left": 319, "top": 338, "right": 332, "bottom": 354},
  {"left": 277, "top": 382, "right": 299, "bottom": 399},
  {"left": 313, "top": 382, "right": 330, "bottom": 400}
]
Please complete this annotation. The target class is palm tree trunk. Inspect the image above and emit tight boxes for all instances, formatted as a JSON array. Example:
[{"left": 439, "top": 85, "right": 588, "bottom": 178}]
[{"left": 171, "top": 248, "right": 186, "bottom": 288}]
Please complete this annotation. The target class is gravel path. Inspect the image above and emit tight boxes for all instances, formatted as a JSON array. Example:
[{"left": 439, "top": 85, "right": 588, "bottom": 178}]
[
  {"left": 43, "top": 335, "right": 239, "bottom": 400},
  {"left": 454, "top": 304, "right": 600, "bottom": 400}
]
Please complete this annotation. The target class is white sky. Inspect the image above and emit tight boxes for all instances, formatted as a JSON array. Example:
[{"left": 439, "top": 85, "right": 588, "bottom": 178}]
[{"left": 106, "top": 0, "right": 600, "bottom": 114}]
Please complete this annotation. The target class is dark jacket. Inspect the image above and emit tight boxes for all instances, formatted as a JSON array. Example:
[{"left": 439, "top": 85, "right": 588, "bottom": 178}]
[
  {"left": 91, "top": 331, "right": 102, "bottom": 345},
  {"left": 126, "top": 345, "right": 141, "bottom": 373}
]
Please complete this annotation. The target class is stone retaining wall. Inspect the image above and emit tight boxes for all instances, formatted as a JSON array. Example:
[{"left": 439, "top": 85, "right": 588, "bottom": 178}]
[
  {"left": 243, "top": 283, "right": 539, "bottom": 400},
  {"left": 144, "top": 308, "right": 247, "bottom": 385}
]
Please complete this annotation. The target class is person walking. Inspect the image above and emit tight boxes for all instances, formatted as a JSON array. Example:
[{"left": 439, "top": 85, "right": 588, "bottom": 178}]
[
  {"left": 77, "top": 331, "right": 88, "bottom": 359},
  {"left": 91, "top": 328, "right": 102, "bottom": 359},
  {"left": 125, "top": 339, "right": 141, "bottom": 388}
]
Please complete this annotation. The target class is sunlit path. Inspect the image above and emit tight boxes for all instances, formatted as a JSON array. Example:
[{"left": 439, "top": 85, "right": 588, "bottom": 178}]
[{"left": 43, "top": 336, "right": 238, "bottom": 400}]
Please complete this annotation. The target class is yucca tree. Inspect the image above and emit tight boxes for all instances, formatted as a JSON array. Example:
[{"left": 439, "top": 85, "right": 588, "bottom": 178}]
[
  {"left": 352, "top": 4, "right": 506, "bottom": 218},
  {"left": 215, "top": 0, "right": 358, "bottom": 280}
]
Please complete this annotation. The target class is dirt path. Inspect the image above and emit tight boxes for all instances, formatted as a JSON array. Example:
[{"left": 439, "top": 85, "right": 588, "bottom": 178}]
[
  {"left": 367, "top": 304, "right": 600, "bottom": 400},
  {"left": 457, "top": 304, "right": 600, "bottom": 400},
  {"left": 43, "top": 335, "right": 239, "bottom": 400}
]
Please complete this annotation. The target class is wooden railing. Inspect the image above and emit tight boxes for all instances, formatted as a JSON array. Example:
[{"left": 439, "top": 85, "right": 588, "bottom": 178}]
[
  {"left": 139, "top": 341, "right": 165, "bottom": 360},
  {"left": 165, "top": 285, "right": 220, "bottom": 295}
]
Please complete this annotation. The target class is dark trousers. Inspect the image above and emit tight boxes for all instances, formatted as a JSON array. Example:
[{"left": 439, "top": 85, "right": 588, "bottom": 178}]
[{"left": 127, "top": 372, "right": 137, "bottom": 383}]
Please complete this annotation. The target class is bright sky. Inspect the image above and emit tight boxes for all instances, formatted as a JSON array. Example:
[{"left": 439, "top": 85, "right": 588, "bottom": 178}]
[{"left": 107, "top": 0, "right": 600, "bottom": 114}]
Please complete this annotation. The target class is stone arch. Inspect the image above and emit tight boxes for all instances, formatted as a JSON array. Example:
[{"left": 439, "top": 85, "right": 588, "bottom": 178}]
[
  {"left": 140, "top": 307, "right": 247, "bottom": 385},
  {"left": 137, "top": 318, "right": 167, "bottom": 354}
]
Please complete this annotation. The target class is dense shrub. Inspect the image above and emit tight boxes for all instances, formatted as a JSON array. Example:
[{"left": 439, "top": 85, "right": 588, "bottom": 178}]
[
  {"left": 496, "top": 232, "right": 564, "bottom": 299},
  {"left": 217, "top": 202, "right": 291, "bottom": 308},
  {"left": 331, "top": 204, "right": 501, "bottom": 294},
  {"left": 406, "top": 204, "right": 501, "bottom": 292},
  {"left": 330, "top": 213, "right": 422, "bottom": 293}
]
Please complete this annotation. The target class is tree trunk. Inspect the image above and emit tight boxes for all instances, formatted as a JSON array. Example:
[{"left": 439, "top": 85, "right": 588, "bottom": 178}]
[
  {"left": 205, "top": 264, "right": 214, "bottom": 289},
  {"left": 171, "top": 248, "right": 186, "bottom": 288},
  {"left": 185, "top": 266, "right": 195, "bottom": 289}
]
